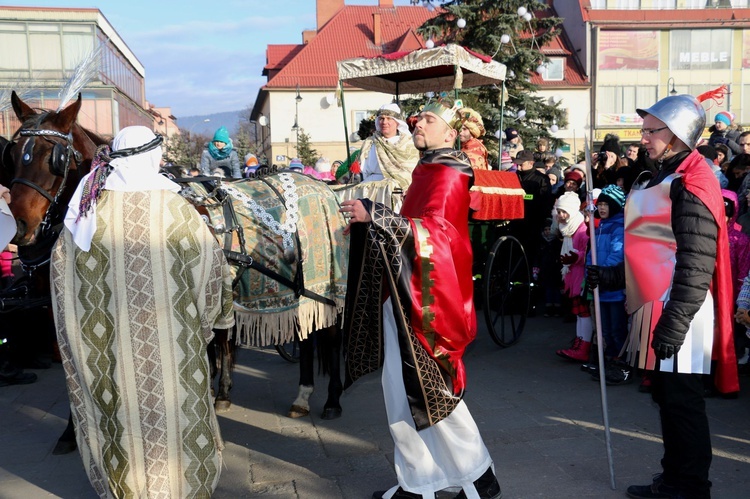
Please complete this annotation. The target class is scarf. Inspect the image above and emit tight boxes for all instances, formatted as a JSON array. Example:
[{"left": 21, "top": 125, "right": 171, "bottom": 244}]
[
  {"left": 558, "top": 210, "right": 584, "bottom": 278},
  {"left": 362, "top": 132, "right": 420, "bottom": 191},
  {"left": 208, "top": 139, "right": 233, "bottom": 160}
]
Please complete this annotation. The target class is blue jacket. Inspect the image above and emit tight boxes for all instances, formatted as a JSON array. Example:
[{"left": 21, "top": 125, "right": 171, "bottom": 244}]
[{"left": 586, "top": 211, "right": 625, "bottom": 302}]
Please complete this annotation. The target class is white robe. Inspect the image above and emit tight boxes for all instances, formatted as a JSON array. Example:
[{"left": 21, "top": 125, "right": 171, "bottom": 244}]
[{"left": 381, "top": 298, "right": 493, "bottom": 499}]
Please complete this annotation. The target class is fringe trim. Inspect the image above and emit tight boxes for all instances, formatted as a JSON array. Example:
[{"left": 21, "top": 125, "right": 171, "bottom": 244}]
[{"left": 233, "top": 299, "right": 344, "bottom": 347}]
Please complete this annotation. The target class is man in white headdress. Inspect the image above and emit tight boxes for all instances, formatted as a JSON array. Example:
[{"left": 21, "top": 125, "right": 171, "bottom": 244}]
[
  {"left": 51, "top": 126, "right": 235, "bottom": 498},
  {"left": 359, "top": 103, "right": 420, "bottom": 191}
]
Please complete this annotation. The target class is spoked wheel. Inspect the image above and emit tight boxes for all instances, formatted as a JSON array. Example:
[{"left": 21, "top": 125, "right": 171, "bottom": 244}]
[
  {"left": 275, "top": 337, "right": 300, "bottom": 363},
  {"left": 483, "top": 235, "right": 531, "bottom": 347}
]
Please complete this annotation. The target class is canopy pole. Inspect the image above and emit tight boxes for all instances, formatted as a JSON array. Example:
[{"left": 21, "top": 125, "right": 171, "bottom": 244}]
[
  {"left": 498, "top": 80, "right": 506, "bottom": 170},
  {"left": 339, "top": 80, "right": 350, "bottom": 162},
  {"left": 584, "top": 135, "right": 617, "bottom": 491}
]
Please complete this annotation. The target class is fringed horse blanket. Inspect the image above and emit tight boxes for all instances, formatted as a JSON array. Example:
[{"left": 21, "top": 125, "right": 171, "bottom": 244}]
[{"left": 184, "top": 172, "right": 348, "bottom": 347}]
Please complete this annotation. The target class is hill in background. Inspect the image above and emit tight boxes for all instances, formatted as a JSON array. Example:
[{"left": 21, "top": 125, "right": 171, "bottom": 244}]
[{"left": 176, "top": 110, "right": 242, "bottom": 136}]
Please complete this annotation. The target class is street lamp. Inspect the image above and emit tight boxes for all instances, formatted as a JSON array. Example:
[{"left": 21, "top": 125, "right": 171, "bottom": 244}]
[
  {"left": 292, "top": 84, "right": 302, "bottom": 155},
  {"left": 668, "top": 77, "right": 677, "bottom": 96}
]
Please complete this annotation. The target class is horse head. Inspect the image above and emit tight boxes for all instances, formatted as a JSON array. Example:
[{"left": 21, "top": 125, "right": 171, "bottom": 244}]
[{"left": 6, "top": 91, "right": 104, "bottom": 247}]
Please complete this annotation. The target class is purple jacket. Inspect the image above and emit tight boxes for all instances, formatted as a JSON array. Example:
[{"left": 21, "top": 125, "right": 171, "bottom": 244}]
[{"left": 723, "top": 189, "right": 750, "bottom": 300}]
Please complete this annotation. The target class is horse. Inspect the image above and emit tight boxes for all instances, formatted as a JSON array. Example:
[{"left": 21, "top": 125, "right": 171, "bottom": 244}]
[
  {"left": 173, "top": 172, "right": 348, "bottom": 420},
  {"left": 3, "top": 92, "right": 347, "bottom": 428}
]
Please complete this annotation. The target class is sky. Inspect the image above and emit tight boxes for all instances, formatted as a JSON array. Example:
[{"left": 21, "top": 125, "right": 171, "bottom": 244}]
[{"left": 22, "top": 0, "right": 421, "bottom": 118}]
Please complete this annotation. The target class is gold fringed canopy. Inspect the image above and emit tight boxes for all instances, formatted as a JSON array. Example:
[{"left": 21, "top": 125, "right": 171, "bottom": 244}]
[{"left": 336, "top": 44, "right": 506, "bottom": 95}]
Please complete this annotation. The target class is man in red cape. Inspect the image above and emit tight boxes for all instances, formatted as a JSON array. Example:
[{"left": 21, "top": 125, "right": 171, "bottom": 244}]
[
  {"left": 340, "top": 100, "right": 501, "bottom": 499},
  {"left": 590, "top": 94, "right": 738, "bottom": 499}
]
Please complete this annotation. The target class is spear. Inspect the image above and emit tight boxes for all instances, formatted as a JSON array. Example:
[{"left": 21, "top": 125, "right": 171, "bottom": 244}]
[{"left": 584, "top": 136, "right": 616, "bottom": 490}]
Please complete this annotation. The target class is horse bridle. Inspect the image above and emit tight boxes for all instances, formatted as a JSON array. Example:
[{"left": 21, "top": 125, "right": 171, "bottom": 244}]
[{"left": 10, "top": 127, "right": 83, "bottom": 262}]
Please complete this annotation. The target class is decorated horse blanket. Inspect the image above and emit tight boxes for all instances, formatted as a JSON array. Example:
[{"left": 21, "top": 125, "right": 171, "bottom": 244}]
[
  {"left": 183, "top": 172, "right": 348, "bottom": 346},
  {"left": 51, "top": 190, "right": 235, "bottom": 498}
]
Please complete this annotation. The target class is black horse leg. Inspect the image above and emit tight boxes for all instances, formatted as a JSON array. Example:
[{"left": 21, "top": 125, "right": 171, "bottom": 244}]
[
  {"left": 52, "top": 412, "right": 77, "bottom": 455},
  {"left": 207, "top": 336, "right": 218, "bottom": 398},
  {"left": 288, "top": 333, "right": 314, "bottom": 418},
  {"left": 320, "top": 325, "right": 343, "bottom": 420},
  {"left": 213, "top": 328, "right": 233, "bottom": 413}
]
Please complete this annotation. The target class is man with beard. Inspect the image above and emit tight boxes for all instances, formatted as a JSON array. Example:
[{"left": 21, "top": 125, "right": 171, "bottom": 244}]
[{"left": 340, "top": 100, "right": 501, "bottom": 499}]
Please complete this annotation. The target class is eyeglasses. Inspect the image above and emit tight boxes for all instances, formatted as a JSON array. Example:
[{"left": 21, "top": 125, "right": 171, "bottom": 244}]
[{"left": 639, "top": 126, "right": 668, "bottom": 137}]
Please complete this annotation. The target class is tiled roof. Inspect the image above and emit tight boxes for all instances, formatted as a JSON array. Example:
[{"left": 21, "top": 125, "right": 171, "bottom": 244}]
[
  {"left": 266, "top": 5, "right": 436, "bottom": 89},
  {"left": 264, "top": 44, "right": 305, "bottom": 74},
  {"left": 265, "top": 4, "right": 587, "bottom": 90},
  {"left": 529, "top": 8, "right": 588, "bottom": 87}
]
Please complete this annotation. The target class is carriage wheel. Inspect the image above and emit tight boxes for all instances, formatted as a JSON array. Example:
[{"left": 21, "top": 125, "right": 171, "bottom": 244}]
[
  {"left": 275, "top": 338, "right": 300, "bottom": 363},
  {"left": 483, "top": 235, "right": 531, "bottom": 347}
]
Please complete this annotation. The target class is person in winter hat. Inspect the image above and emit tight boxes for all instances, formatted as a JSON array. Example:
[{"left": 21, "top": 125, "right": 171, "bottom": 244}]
[
  {"left": 554, "top": 191, "right": 592, "bottom": 362},
  {"left": 200, "top": 126, "right": 242, "bottom": 178},
  {"left": 584, "top": 185, "right": 630, "bottom": 384},
  {"left": 708, "top": 111, "right": 742, "bottom": 156},
  {"left": 312, "top": 157, "right": 336, "bottom": 183},
  {"left": 243, "top": 153, "right": 259, "bottom": 177},
  {"left": 288, "top": 158, "right": 304, "bottom": 171},
  {"left": 504, "top": 127, "right": 524, "bottom": 159}
]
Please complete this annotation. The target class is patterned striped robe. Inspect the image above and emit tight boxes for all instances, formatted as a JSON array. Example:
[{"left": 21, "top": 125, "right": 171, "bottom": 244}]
[{"left": 51, "top": 190, "right": 235, "bottom": 498}]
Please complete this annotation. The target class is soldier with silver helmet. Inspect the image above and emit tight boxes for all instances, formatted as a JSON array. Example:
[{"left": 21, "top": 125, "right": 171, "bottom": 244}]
[{"left": 588, "top": 94, "right": 739, "bottom": 499}]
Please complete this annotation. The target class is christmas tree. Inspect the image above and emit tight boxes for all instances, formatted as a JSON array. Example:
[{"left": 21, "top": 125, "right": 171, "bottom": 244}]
[{"left": 416, "top": 0, "right": 569, "bottom": 165}]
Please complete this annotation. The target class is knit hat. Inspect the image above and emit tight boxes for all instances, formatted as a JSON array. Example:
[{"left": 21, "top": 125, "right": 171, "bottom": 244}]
[
  {"left": 564, "top": 169, "right": 583, "bottom": 187},
  {"left": 714, "top": 111, "right": 732, "bottom": 126},
  {"left": 555, "top": 191, "right": 581, "bottom": 215},
  {"left": 212, "top": 126, "right": 231, "bottom": 144},
  {"left": 245, "top": 153, "right": 259, "bottom": 167},
  {"left": 500, "top": 151, "right": 513, "bottom": 171},
  {"left": 596, "top": 184, "right": 626, "bottom": 217},
  {"left": 505, "top": 127, "right": 519, "bottom": 140},
  {"left": 289, "top": 158, "right": 303, "bottom": 171},
  {"left": 314, "top": 157, "right": 331, "bottom": 173},
  {"left": 548, "top": 167, "right": 562, "bottom": 183}
]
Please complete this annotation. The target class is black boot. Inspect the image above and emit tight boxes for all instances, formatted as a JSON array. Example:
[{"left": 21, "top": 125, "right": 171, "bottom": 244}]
[{"left": 454, "top": 467, "right": 502, "bottom": 499}]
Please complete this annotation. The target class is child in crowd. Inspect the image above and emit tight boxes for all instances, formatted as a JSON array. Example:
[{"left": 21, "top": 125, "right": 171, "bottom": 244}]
[
  {"left": 735, "top": 270, "right": 750, "bottom": 373},
  {"left": 585, "top": 185, "right": 630, "bottom": 385},
  {"left": 723, "top": 190, "right": 750, "bottom": 369},
  {"left": 534, "top": 218, "right": 563, "bottom": 317},
  {"left": 555, "top": 191, "right": 592, "bottom": 361}
]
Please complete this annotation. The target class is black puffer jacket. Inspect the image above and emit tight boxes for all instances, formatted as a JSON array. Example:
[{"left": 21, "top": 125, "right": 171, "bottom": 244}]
[{"left": 647, "top": 152, "right": 718, "bottom": 347}]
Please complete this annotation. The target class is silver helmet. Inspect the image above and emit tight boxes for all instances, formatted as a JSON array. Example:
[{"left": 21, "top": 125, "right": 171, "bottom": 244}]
[{"left": 636, "top": 94, "right": 706, "bottom": 150}]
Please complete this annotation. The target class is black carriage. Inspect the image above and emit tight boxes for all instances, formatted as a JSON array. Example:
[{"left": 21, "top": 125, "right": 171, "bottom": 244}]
[{"left": 335, "top": 44, "right": 532, "bottom": 347}]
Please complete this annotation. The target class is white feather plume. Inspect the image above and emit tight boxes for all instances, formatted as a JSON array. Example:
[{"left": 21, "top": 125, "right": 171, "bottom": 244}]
[
  {"left": 0, "top": 78, "right": 38, "bottom": 113},
  {"left": 57, "top": 46, "right": 103, "bottom": 111}
]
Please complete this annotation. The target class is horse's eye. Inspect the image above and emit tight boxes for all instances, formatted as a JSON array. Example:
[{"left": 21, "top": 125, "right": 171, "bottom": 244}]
[{"left": 22, "top": 153, "right": 31, "bottom": 164}]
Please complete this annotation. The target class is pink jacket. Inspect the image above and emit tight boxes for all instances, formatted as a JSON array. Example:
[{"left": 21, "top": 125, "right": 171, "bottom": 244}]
[{"left": 563, "top": 223, "right": 589, "bottom": 298}]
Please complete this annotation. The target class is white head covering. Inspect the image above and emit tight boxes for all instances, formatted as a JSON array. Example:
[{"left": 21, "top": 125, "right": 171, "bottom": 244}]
[
  {"left": 65, "top": 126, "right": 181, "bottom": 251},
  {"left": 375, "top": 103, "right": 411, "bottom": 137},
  {"left": 555, "top": 191, "right": 581, "bottom": 216}
]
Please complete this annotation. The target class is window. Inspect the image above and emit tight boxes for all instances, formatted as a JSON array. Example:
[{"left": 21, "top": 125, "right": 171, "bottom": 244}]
[
  {"left": 671, "top": 29, "right": 731, "bottom": 70},
  {"left": 539, "top": 58, "right": 564, "bottom": 81},
  {"left": 597, "top": 85, "right": 657, "bottom": 126},
  {"left": 352, "top": 110, "right": 375, "bottom": 140}
]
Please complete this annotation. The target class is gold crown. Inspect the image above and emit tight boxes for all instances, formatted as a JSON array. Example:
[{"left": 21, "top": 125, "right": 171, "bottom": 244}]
[{"left": 422, "top": 99, "right": 463, "bottom": 129}]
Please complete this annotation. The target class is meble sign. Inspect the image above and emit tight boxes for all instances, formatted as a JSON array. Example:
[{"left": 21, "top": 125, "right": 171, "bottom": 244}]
[{"left": 679, "top": 52, "right": 729, "bottom": 63}]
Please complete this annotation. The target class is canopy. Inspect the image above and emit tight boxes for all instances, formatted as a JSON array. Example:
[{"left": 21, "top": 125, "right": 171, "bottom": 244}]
[{"left": 336, "top": 44, "right": 506, "bottom": 95}]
